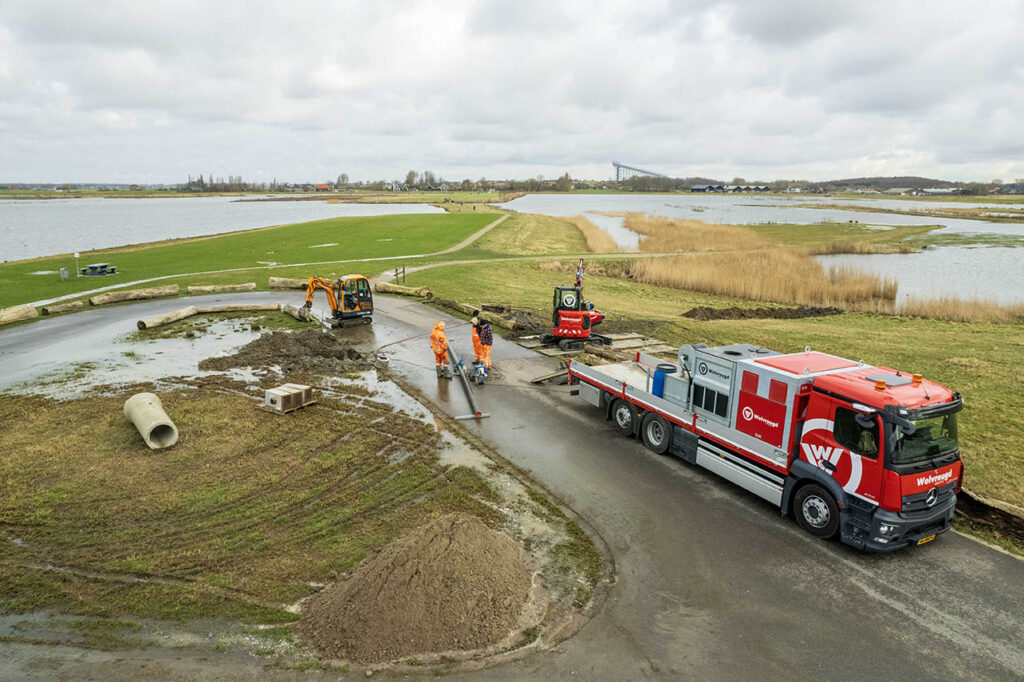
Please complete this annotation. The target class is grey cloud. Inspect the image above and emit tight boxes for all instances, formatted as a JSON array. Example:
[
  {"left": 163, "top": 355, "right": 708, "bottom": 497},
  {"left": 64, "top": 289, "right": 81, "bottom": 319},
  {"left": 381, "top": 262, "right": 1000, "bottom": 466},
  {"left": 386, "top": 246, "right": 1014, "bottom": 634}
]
[{"left": 1, "top": 0, "right": 1023, "bottom": 183}]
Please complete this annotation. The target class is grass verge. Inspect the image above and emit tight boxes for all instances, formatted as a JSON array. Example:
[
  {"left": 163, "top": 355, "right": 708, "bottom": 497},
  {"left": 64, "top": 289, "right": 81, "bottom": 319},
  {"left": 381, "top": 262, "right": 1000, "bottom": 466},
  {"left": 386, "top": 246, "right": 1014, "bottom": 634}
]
[{"left": 0, "top": 387, "right": 498, "bottom": 622}]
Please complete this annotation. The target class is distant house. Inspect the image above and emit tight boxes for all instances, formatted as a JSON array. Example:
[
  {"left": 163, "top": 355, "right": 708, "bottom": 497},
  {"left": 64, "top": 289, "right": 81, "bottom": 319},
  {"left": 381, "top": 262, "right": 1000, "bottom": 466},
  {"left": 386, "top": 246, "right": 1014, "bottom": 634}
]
[
  {"left": 691, "top": 184, "right": 725, "bottom": 192},
  {"left": 315, "top": 183, "right": 331, "bottom": 191},
  {"left": 129, "top": 184, "right": 144, "bottom": 191}
]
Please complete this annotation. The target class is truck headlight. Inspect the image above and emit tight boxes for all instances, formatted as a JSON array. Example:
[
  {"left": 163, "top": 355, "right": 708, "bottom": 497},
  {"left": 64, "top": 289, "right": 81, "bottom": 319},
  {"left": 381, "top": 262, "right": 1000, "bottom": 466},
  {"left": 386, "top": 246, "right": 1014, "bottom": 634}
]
[{"left": 879, "top": 523, "right": 897, "bottom": 535}]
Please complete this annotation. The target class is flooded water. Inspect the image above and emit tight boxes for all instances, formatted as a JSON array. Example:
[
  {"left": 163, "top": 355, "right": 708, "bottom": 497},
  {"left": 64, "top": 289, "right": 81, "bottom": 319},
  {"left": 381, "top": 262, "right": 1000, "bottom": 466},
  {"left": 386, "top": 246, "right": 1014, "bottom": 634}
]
[
  {"left": 820, "top": 247, "right": 1024, "bottom": 305},
  {"left": 0, "top": 196, "right": 443, "bottom": 261},
  {"left": 502, "top": 194, "right": 1024, "bottom": 303},
  {"left": 502, "top": 193, "right": 1024, "bottom": 236}
]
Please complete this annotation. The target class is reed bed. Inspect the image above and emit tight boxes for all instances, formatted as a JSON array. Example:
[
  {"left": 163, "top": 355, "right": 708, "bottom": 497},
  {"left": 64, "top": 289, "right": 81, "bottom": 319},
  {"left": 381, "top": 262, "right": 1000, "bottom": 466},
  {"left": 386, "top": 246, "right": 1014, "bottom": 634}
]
[
  {"left": 565, "top": 215, "right": 619, "bottom": 253},
  {"left": 626, "top": 249, "right": 898, "bottom": 309},
  {"left": 899, "top": 296, "right": 1024, "bottom": 323},
  {"left": 622, "top": 213, "right": 772, "bottom": 252},
  {"left": 808, "top": 241, "right": 918, "bottom": 255}
]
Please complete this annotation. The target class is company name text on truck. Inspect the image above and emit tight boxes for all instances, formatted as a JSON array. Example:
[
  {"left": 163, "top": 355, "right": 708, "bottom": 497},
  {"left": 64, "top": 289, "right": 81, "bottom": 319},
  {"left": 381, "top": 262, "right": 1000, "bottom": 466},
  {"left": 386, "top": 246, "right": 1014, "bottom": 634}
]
[{"left": 568, "top": 344, "right": 963, "bottom": 552}]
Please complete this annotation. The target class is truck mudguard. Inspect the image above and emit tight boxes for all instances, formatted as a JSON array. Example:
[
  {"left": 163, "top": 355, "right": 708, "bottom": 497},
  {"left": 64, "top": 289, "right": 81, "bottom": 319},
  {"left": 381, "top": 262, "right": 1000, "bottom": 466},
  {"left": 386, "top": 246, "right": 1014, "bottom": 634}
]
[{"left": 781, "top": 458, "right": 850, "bottom": 516}]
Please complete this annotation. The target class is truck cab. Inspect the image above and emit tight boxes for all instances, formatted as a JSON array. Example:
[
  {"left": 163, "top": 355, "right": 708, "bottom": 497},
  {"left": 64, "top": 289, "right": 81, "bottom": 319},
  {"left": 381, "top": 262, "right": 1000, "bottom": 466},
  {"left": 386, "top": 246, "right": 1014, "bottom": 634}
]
[{"left": 791, "top": 362, "right": 962, "bottom": 550}]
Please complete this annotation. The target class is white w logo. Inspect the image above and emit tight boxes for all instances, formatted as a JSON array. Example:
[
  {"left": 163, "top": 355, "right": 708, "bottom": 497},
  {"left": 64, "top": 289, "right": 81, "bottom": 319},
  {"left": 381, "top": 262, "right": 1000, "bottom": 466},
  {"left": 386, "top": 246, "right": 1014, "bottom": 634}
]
[{"left": 801, "top": 443, "right": 843, "bottom": 468}]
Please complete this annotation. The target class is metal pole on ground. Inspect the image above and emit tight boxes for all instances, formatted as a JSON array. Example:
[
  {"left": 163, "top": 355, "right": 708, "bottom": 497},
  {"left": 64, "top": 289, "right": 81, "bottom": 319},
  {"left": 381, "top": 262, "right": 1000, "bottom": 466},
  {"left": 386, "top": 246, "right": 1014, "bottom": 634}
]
[{"left": 450, "top": 347, "right": 489, "bottom": 420}]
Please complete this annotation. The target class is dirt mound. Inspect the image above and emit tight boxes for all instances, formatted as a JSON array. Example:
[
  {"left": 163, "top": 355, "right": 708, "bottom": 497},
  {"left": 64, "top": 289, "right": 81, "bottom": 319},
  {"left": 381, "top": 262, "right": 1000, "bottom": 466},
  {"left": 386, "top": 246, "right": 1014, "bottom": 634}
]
[
  {"left": 298, "top": 513, "right": 532, "bottom": 664},
  {"left": 682, "top": 305, "right": 840, "bottom": 321},
  {"left": 198, "top": 328, "right": 368, "bottom": 375}
]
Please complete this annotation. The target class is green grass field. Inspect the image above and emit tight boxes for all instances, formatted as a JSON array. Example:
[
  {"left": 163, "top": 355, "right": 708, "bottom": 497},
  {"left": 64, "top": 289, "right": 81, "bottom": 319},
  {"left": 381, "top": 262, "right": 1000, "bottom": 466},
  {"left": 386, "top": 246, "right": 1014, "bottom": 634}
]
[{"left": 0, "top": 212, "right": 494, "bottom": 309}]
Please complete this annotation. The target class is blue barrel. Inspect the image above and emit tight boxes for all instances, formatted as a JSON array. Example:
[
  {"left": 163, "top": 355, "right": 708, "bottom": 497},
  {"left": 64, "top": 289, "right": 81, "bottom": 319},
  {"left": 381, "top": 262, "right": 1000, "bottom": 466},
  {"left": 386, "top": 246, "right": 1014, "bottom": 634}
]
[{"left": 651, "top": 363, "right": 677, "bottom": 398}]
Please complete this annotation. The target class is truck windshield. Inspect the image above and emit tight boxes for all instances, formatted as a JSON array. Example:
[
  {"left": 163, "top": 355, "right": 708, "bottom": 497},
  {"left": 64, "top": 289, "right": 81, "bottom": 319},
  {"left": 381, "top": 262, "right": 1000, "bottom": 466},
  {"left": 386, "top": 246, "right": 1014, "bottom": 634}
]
[{"left": 890, "top": 413, "right": 958, "bottom": 465}]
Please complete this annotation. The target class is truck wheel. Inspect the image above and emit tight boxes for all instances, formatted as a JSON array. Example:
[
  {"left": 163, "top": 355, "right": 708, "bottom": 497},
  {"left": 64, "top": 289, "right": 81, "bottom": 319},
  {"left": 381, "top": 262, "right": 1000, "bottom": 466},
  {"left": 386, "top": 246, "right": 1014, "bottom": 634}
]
[
  {"left": 641, "top": 413, "right": 671, "bottom": 455},
  {"left": 794, "top": 484, "right": 840, "bottom": 539},
  {"left": 610, "top": 399, "right": 637, "bottom": 437}
]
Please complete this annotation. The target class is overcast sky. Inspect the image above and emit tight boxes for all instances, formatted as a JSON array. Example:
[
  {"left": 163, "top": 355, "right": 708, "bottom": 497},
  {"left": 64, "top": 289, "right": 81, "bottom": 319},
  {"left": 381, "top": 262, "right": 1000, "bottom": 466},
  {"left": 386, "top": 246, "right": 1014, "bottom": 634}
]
[{"left": 2, "top": 1, "right": 1023, "bottom": 184}]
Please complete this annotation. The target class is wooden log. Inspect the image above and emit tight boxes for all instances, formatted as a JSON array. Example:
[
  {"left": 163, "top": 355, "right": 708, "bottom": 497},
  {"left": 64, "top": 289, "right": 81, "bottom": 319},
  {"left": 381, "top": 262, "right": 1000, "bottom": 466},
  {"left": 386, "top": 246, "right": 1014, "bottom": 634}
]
[
  {"left": 282, "top": 304, "right": 314, "bottom": 322},
  {"left": 193, "top": 303, "right": 280, "bottom": 314},
  {"left": 373, "top": 282, "right": 433, "bottom": 299},
  {"left": 137, "top": 306, "right": 198, "bottom": 330},
  {"left": 269, "top": 277, "right": 308, "bottom": 290},
  {"left": 41, "top": 300, "right": 85, "bottom": 315},
  {"left": 187, "top": 282, "right": 257, "bottom": 295},
  {"left": 0, "top": 303, "right": 38, "bottom": 325},
  {"left": 90, "top": 284, "right": 179, "bottom": 306},
  {"left": 137, "top": 303, "right": 283, "bottom": 330},
  {"left": 479, "top": 310, "right": 518, "bottom": 330}
]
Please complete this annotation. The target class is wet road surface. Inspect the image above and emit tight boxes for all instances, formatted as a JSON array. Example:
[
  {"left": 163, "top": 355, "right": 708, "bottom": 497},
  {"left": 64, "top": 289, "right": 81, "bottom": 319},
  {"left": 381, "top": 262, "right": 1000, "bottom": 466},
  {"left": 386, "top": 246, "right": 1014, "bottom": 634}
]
[{"left": 1, "top": 293, "right": 1022, "bottom": 680}]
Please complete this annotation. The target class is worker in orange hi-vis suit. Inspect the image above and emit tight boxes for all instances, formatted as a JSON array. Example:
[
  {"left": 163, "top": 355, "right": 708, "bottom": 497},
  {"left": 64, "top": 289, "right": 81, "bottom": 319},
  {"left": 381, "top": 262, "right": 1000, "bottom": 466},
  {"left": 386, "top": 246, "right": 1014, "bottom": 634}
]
[
  {"left": 470, "top": 316, "right": 483, "bottom": 365},
  {"left": 430, "top": 321, "right": 450, "bottom": 377}
]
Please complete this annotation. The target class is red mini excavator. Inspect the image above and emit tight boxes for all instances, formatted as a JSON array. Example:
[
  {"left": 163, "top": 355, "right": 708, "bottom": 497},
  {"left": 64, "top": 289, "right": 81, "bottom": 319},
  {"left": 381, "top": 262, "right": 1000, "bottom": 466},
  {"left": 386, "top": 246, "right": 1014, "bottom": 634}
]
[{"left": 539, "top": 259, "right": 612, "bottom": 351}]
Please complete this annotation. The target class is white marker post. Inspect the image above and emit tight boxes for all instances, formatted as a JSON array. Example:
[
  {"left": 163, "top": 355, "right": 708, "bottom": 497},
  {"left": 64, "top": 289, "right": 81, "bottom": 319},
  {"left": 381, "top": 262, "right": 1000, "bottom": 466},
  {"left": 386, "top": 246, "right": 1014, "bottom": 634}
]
[{"left": 75, "top": 252, "right": 80, "bottom": 277}]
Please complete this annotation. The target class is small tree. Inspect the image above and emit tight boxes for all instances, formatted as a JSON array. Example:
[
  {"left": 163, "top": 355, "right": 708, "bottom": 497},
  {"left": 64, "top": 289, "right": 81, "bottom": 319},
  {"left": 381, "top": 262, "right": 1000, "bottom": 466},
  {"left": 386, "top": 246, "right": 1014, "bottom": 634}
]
[
  {"left": 555, "top": 173, "right": 573, "bottom": 192},
  {"left": 422, "top": 170, "right": 437, "bottom": 187},
  {"left": 405, "top": 170, "right": 418, "bottom": 187}
]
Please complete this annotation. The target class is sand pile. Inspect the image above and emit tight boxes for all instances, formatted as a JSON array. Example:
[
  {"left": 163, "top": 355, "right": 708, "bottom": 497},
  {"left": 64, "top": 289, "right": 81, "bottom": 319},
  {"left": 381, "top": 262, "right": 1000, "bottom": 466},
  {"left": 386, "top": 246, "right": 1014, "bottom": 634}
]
[
  {"left": 298, "top": 513, "right": 532, "bottom": 663},
  {"left": 198, "top": 328, "right": 367, "bottom": 375}
]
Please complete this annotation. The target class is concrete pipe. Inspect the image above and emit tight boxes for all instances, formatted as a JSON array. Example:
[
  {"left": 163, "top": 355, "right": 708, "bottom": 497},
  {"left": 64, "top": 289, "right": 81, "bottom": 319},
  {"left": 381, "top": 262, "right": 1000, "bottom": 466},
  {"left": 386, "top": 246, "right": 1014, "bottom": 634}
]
[{"left": 124, "top": 393, "right": 179, "bottom": 450}]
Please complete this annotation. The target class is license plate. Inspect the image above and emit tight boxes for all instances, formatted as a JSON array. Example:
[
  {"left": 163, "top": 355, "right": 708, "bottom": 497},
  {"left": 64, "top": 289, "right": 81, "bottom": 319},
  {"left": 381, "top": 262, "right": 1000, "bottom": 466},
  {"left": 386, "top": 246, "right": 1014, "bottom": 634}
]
[{"left": 917, "top": 534, "right": 936, "bottom": 545}]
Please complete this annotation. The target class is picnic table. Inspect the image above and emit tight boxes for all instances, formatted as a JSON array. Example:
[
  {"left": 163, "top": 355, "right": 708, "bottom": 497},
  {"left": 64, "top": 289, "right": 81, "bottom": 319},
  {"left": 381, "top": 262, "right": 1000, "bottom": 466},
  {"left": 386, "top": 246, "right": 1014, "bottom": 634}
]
[{"left": 81, "top": 263, "right": 117, "bottom": 276}]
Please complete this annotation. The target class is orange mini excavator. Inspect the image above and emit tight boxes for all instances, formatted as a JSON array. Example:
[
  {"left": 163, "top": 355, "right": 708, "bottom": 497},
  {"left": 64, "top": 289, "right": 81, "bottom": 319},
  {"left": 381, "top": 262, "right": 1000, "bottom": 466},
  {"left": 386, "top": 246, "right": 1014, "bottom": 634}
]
[{"left": 302, "top": 275, "right": 374, "bottom": 327}]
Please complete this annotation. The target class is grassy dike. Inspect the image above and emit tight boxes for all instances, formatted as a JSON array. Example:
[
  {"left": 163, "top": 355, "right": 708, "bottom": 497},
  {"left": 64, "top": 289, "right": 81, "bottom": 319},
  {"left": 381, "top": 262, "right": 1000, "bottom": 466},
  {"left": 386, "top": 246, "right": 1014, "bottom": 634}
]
[
  {"left": 402, "top": 259, "right": 1024, "bottom": 511},
  {"left": 0, "top": 212, "right": 496, "bottom": 309}
]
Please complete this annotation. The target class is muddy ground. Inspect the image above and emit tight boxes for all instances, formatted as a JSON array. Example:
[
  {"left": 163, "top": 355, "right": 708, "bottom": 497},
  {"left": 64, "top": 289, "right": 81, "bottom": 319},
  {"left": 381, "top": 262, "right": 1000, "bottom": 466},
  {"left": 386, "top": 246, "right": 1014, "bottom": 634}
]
[
  {"left": 682, "top": 304, "right": 841, "bottom": 320},
  {"left": 198, "top": 327, "right": 369, "bottom": 375}
]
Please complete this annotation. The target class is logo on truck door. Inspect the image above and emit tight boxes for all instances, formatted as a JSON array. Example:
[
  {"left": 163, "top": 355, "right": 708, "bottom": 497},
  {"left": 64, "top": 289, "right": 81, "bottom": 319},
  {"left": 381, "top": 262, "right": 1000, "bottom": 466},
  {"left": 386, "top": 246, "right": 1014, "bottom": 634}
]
[{"left": 799, "top": 419, "right": 863, "bottom": 498}]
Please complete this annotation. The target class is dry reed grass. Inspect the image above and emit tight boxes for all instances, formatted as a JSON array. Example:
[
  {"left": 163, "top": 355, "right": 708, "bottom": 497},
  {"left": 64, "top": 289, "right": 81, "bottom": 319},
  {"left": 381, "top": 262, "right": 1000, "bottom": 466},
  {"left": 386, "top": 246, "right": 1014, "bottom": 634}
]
[
  {"left": 565, "top": 215, "right": 619, "bottom": 253},
  {"left": 900, "top": 296, "right": 1024, "bottom": 323},
  {"left": 626, "top": 250, "right": 898, "bottom": 309},
  {"left": 622, "top": 213, "right": 772, "bottom": 252}
]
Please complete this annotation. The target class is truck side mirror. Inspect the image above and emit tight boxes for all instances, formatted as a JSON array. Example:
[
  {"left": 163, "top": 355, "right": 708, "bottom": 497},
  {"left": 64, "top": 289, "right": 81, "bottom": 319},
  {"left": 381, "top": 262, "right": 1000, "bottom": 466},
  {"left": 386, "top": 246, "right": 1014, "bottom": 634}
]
[{"left": 854, "top": 413, "right": 876, "bottom": 429}]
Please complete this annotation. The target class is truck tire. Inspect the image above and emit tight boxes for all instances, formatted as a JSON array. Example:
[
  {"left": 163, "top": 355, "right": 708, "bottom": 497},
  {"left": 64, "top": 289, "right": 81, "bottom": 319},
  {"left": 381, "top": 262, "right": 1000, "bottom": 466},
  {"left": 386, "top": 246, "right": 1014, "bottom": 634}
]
[
  {"left": 610, "top": 399, "right": 638, "bottom": 437},
  {"left": 794, "top": 484, "right": 840, "bottom": 539},
  {"left": 641, "top": 413, "right": 671, "bottom": 455}
]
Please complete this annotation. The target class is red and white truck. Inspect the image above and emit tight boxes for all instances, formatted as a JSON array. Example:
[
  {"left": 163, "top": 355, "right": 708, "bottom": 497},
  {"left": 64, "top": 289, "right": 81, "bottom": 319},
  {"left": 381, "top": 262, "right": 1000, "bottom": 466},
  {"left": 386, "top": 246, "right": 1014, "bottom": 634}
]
[{"left": 568, "top": 343, "right": 963, "bottom": 552}]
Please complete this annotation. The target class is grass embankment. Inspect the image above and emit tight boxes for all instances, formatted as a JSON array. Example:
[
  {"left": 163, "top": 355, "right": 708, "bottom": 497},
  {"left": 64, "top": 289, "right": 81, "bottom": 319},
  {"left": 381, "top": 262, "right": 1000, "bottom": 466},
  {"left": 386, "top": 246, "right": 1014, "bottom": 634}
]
[
  {"left": 561, "top": 216, "right": 619, "bottom": 253},
  {"left": 473, "top": 212, "right": 589, "bottom": 255},
  {"left": 0, "top": 388, "right": 500, "bottom": 622},
  {"left": 403, "top": 259, "right": 1024, "bottom": 510},
  {"left": 0, "top": 212, "right": 495, "bottom": 310}
]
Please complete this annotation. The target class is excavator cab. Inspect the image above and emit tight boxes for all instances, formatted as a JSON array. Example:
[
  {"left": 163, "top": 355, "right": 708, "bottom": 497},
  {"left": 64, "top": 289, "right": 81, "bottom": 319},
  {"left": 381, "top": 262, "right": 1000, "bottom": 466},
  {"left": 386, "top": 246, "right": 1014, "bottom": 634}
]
[{"left": 304, "top": 274, "right": 373, "bottom": 327}]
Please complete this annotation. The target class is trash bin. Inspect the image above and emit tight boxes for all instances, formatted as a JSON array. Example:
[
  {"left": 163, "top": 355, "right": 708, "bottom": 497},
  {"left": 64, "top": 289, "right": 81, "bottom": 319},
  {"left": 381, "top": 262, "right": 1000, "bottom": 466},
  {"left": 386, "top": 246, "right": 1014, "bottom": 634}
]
[
  {"left": 60, "top": 267, "right": 68, "bottom": 281},
  {"left": 651, "top": 363, "right": 678, "bottom": 398}
]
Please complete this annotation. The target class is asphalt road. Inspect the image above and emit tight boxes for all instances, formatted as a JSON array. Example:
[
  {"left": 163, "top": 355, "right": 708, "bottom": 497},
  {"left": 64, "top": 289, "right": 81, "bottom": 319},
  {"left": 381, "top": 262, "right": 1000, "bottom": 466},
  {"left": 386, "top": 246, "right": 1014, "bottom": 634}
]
[{"left": 1, "top": 293, "right": 1022, "bottom": 681}]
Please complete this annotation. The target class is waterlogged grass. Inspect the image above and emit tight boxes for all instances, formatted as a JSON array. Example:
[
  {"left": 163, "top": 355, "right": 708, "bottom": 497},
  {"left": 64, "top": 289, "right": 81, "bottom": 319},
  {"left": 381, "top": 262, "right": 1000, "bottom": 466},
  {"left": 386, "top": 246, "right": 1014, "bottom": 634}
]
[
  {"left": 0, "top": 388, "right": 501, "bottom": 621},
  {"left": 0, "top": 212, "right": 494, "bottom": 309},
  {"left": 405, "top": 259, "right": 1024, "bottom": 508},
  {"left": 748, "top": 221, "right": 939, "bottom": 252}
]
